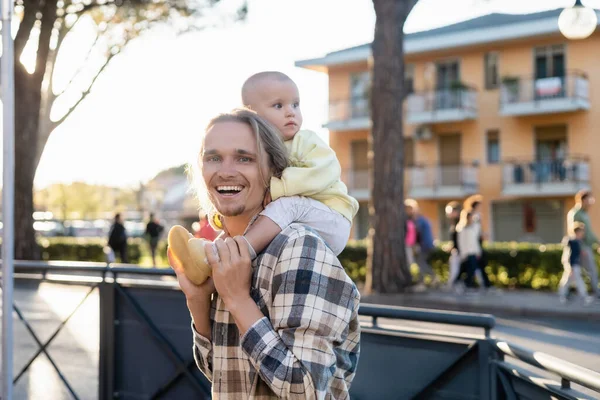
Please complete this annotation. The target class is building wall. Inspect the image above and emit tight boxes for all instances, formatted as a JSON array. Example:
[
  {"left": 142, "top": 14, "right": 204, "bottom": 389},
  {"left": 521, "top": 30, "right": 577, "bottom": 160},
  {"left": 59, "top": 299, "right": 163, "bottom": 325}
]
[{"left": 325, "top": 32, "right": 600, "bottom": 242}]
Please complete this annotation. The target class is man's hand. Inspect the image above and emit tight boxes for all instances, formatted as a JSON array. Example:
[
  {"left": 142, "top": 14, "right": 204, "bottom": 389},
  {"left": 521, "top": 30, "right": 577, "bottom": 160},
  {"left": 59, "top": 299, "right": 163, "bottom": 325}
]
[{"left": 205, "top": 237, "right": 253, "bottom": 308}]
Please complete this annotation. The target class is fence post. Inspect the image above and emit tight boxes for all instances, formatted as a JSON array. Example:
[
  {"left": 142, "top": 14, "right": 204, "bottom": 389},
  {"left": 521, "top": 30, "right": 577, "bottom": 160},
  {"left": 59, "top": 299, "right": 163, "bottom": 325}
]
[
  {"left": 99, "top": 276, "right": 116, "bottom": 400},
  {"left": 478, "top": 339, "right": 492, "bottom": 400}
]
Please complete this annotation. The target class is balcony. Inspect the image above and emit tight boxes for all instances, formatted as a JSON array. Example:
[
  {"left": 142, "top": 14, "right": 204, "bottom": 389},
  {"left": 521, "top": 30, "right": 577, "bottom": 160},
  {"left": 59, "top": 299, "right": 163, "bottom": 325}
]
[
  {"left": 407, "top": 163, "right": 479, "bottom": 199},
  {"left": 406, "top": 87, "right": 477, "bottom": 125},
  {"left": 326, "top": 96, "right": 370, "bottom": 131},
  {"left": 499, "top": 72, "right": 590, "bottom": 116},
  {"left": 343, "top": 169, "right": 369, "bottom": 201},
  {"left": 502, "top": 156, "right": 590, "bottom": 197}
]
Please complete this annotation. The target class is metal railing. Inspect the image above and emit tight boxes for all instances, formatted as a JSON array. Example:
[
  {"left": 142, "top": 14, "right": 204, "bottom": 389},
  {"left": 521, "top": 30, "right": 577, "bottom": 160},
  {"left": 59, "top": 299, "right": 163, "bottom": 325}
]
[
  {"left": 502, "top": 155, "right": 590, "bottom": 186},
  {"left": 500, "top": 71, "right": 589, "bottom": 105},
  {"left": 328, "top": 96, "right": 370, "bottom": 122},
  {"left": 493, "top": 340, "right": 600, "bottom": 393},
  {"left": 407, "top": 87, "right": 478, "bottom": 114},
  {"left": 7, "top": 260, "right": 600, "bottom": 399},
  {"left": 407, "top": 163, "right": 479, "bottom": 191},
  {"left": 359, "top": 303, "right": 495, "bottom": 337},
  {"left": 343, "top": 169, "right": 369, "bottom": 192}
]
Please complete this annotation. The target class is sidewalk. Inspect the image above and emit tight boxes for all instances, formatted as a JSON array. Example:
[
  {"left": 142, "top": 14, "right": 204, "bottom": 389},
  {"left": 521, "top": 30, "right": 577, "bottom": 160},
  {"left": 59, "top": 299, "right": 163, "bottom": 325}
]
[{"left": 362, "top": 287, "right": 600, "bottom": 321}]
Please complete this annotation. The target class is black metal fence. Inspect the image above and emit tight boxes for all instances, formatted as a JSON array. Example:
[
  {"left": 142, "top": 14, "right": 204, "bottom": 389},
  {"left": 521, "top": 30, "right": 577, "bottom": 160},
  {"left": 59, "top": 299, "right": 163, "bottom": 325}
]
[{"left": 8, "top": 261, "right": 600, "bottom": 399}]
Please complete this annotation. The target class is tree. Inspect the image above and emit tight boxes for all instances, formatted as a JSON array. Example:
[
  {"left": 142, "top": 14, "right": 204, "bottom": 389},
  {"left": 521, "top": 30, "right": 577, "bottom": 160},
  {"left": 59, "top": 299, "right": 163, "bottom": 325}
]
[
  {"left": 366, "top": 0, "right": 418, "bottom": 293},
  {"left": 11, "top": 0, "right": 247, "bottom": 259}
]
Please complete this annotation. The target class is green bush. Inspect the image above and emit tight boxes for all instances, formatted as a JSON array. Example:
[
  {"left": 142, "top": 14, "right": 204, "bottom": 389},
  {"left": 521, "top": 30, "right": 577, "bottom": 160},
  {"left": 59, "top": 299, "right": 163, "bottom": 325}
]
[
  {"left": 34, "top": 237, "right": 600, "bottom": 291},
  {"left": 339, "top": 240, "right": 600, "bottom": 291},
  {"left": 39, "top": 237, "right": 143, "bottom": 264}
]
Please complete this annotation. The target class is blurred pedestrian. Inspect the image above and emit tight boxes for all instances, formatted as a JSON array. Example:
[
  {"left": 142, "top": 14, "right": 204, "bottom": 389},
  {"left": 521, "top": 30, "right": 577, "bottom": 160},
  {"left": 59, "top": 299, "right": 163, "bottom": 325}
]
[
  {"left": 567, "top": 190, "right": 600, "bottom": 298},
  {"left": 405, "top": 199, "right": 439, "bottom": 286},
  {"left": 463, "top": 194, "right": 492, "bottom": 289},
  {"left": 108, "top": 213, "right": 128, "bottom": 263},
  {"left": 145, "top": 213, "right": 164, "bottom": 267},
  {"left": 445, "top": 201, "right": 463, "bottom": 292},
  {"left": 558, "top": 222, "right": 594, "bottom": 305},
  {"left": 456, "top": 210, "right": 484, "bottom": 289},
  {"left": 194, "top": 213, "right": 218, "bottom": 241},
  {"left": 405, "top": 209, "right": 417, "bottom": 268}
]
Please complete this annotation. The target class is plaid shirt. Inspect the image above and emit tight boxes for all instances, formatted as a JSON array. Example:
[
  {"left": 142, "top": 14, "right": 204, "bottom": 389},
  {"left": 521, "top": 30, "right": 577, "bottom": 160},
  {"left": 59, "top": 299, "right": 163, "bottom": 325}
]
[{"left": 192, "top": 223, "right": 361, "bottom": 399}]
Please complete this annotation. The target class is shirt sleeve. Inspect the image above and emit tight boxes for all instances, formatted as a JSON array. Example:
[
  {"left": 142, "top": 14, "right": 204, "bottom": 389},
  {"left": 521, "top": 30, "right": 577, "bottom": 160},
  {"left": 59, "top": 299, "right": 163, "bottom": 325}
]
[
  {"left": 240, "top": 233, "right": 360, "bottom": 399},
  {"left": 192, "top": 323, "right": 213, "bottom": 381},
  {"left": 270, "top": 131, "right": 342, "bottom": 201}
]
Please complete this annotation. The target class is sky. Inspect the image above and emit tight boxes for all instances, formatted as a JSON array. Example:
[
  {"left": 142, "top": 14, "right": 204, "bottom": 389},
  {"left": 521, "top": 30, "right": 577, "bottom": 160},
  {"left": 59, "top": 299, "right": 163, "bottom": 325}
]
[{"left": 5, "top": 0, "right": 599, "bottom": 188}]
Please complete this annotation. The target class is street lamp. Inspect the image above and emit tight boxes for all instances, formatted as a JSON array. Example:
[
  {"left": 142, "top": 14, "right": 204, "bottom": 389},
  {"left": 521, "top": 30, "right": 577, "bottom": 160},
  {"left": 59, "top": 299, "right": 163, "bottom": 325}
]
[{"left": 558, "top": 0, "right": 598, "bottom": 40}]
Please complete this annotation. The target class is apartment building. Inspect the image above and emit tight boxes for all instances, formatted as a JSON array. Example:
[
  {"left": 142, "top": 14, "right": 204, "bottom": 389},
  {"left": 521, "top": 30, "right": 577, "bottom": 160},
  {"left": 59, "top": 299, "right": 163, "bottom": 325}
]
[{"left": 295, "top": 9, "right": 600, "bottom": 243}]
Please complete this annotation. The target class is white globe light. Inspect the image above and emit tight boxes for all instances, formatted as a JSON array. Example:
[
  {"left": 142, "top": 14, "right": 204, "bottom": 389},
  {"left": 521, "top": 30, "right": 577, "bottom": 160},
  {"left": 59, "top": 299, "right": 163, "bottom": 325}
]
[{"left": 558, "top": 1, "right": 598, "bottom": 40}]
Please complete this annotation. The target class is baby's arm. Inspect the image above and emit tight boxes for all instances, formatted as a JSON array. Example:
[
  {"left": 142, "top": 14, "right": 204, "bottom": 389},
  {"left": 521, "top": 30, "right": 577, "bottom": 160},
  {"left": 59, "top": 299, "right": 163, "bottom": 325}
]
[{"left": 243, "top": 216, "right": 282, "bottom": 259}]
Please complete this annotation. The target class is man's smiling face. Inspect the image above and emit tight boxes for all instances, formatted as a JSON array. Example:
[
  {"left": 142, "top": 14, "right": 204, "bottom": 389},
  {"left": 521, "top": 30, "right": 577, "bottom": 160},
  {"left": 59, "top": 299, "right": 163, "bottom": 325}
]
[{"left": 201, "top": 120, "right": 270, "bottom": 219}]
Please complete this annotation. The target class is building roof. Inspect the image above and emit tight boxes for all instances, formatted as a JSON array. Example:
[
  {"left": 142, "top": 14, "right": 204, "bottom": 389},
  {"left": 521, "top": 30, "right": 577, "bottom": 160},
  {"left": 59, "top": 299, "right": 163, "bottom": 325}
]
[{"left": 296, "top": 8, "right": 600, "bottom": 70}]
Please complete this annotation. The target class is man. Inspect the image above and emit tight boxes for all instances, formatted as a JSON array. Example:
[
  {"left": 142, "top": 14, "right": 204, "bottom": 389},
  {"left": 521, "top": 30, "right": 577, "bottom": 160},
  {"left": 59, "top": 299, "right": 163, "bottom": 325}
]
[
  {"left": 168, "top": 109, "right": 361, "bottom": 398},
  {"left": 567, "top": 190, "right": 600, "bottom": 298},
  {"left": 108, "top": 213, "right": 128, "bottom": 263},
  {"left": 145, "top": 213, "right": 164, "bottom": 266},
  {"left": 405, "top": 199, "right": 439, "bottom": 286}
]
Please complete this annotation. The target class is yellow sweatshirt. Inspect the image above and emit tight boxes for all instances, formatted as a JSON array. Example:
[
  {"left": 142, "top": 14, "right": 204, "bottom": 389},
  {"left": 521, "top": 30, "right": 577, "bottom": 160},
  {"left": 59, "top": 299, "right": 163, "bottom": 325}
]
[{"left": 270, "top": 130, "right": 360, "bottom": 222}]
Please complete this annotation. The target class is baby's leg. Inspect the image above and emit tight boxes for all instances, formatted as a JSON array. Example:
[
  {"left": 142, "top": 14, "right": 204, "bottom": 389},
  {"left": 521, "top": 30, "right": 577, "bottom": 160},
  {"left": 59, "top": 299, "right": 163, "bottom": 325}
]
[
  {"left": 244, "top": 196, "right": 308, "bottom": 259},
  {"left": 243, "top": 216, "right": 283, "bottom": 259},
  {"left": 270, "top": 196, "right": 351, "bottom": 255}
]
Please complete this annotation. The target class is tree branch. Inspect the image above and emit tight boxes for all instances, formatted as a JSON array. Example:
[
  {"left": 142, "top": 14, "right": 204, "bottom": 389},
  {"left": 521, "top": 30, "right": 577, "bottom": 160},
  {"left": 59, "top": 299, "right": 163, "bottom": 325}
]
[
  {"left": 33, "top": 0, "right": 59, "bottom": 85},
  {"left": 55, "top": 33, "right": 101, "bottom": 98},
  {"left": 50, "top": 51, "right": 117, "bottom": 129},
  {"left": 72, "top": 2, "right": 111, "bottom": 16},
  {"left": 15, "top": 0, "right": 39, "bottom": 60}
]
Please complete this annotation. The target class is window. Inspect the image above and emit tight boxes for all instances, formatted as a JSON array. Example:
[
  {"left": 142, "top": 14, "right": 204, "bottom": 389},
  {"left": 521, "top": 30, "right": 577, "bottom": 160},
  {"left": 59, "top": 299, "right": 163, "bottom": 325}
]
[
  {"left": 484, "top": 52, "right": 499, "bottom": 90},
  {"left": 350, "top": 71, "right": 370, "bottom": 100},
  {"left": 404, "top": 138, "right": 415, "bottom": 167},
  {"left": 486, "top": 130, "right": 500, "bottom": 164},
  {"left": 436, "top": 60, "right": 460, "bottom": 88},
  {"left": 535, "top": 125, "right": 567, "bottom": 160},
  {"left": 350, "top": 72, "right": 370, "bottom": 118},
  {"left": 405, "top": 64, "right": 415, "bottom": 94},
  {"left": 534, "top": 45, "right": 565, "bottom": 79}
]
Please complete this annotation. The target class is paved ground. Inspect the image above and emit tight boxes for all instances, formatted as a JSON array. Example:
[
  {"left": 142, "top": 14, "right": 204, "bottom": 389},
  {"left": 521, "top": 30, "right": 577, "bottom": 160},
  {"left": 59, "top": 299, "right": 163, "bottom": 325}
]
[
  {"left": 363, "top": 287, "right": 600, "bottom": 321},
  {"left": 2, "top": 281, "right": 600, "bottom": 399}
]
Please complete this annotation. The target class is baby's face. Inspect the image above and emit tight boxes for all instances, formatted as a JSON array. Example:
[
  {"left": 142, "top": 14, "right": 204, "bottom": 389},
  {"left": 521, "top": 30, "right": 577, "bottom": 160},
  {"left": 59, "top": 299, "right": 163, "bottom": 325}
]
[{"left": 247, "top": 79, "right": 303, "bottom": 140}]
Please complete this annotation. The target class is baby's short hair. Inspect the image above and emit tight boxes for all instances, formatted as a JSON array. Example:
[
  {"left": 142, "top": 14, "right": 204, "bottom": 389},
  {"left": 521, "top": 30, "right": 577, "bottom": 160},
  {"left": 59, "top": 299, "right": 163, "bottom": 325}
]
[{"left": 241, "top": 71, "right": 295, "bottom": 106}]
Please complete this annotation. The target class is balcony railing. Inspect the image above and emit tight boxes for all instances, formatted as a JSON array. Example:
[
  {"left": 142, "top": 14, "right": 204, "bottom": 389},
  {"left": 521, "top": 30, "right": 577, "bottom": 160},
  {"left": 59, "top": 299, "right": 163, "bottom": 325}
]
[
  {"left": 327, "top": 96, "right": 370, "bottom": 131},
  {"left": 407, "top": 163, "right": 479, "bottom": 199},
  {"left": 406, "top": 87, "right": 477, "bottom": 124},
  {"left": 499, "top": 72, "right": 590, "bottom": 116},
  {"left": 343, "top": 169, "right": 369, "bottom": 201},
  {"left": 502, "top": 155, "right": 590, "bottom": 196}
]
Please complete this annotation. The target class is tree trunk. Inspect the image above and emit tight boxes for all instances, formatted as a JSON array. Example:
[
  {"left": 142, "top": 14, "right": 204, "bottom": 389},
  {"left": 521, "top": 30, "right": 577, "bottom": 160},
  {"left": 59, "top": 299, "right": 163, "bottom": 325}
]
[
  {"left": 366, "top": 0, "right": 417, "bottom": 294},
  {"left": 15, "top": 63, "right": 42, "bottom": 260},
  {"left": 13, "top": 0, "right": 58, "bottom": 260}
]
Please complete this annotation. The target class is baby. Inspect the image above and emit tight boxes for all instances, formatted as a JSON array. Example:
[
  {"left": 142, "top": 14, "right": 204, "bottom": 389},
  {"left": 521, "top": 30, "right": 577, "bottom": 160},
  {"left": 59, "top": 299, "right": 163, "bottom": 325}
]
[{"left": 207, "top": 71, "right": 359, "bottom": 260}]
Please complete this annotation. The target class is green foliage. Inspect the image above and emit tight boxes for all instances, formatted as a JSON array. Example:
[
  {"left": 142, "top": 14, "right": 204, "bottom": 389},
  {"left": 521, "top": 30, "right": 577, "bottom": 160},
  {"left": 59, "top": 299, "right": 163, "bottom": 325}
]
[
  {"left": 39, "top": 237, "right": 143, "bottom": 263},
  {"left": 340, "top": 241, "right": 600, "bottom": 291}
]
